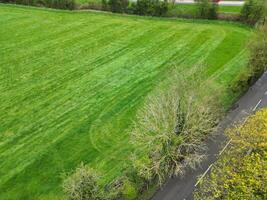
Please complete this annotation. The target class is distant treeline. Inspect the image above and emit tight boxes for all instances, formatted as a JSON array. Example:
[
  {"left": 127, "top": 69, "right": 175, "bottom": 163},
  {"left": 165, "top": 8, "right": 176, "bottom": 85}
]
[
  {"left": 108, "top": 0, "right": 169, "bottom": 17},
  {"left": 0, "top": 0, "right": 220, "bottom": 19},
  {"left": 0, "top": 0, "right": 75, "bottom": 10},
  {"left": 82, "top": 0, "right": 218, "bottom": 19}
]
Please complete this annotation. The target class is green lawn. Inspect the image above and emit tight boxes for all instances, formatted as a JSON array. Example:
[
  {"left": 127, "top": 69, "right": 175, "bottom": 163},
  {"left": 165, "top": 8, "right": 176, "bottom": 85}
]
[
  {"left": 219, "top": 5, "right": 242, "bottom": 13},
  {"left": 168, "top": 4, "right": 242, "bottom": 17},
  {"left": 0, "top": 4, "right": 251, "bottom": 200},
  {"left": 77, "top": 0, "right": 102, "bottom": 5}
]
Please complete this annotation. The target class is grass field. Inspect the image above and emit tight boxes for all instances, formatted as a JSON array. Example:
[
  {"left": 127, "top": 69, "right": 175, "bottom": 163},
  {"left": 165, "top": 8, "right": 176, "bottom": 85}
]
[
  {"left": 0, "top": 4, "right": 252, "bottom": 199},
  {"left": 219, "top": 5, "right": 242, "bottom": 13},
  {"left": 168, "top": 4, "right": 242, "bottom": 17}
]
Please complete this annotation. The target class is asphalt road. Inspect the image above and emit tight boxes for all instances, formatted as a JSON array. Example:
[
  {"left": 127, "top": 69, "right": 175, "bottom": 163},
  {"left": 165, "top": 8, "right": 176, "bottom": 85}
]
[
  {"left": 152, "top": 71, "right": 267, "bottom": 200},
  {"left": 175, "top": 0, "right": 245, "bottom": 6}
]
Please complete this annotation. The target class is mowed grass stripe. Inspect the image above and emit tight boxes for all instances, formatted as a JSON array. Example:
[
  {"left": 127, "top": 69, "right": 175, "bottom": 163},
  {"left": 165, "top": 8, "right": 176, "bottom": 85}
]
[
  {"left": 0, "top": 4, "right": 252, "bottom": 200},
  {"left": 0, "top": 25, "right": 188, "bottom": 151},
  {"left": 0, "top": 23, "right": 196, "bottom": 144},
  {"left": 0, "top": 26, "right": 198, "bottom": 185},
  {"left": 210, "top": 49, "right": 248, "bottom": 85}
]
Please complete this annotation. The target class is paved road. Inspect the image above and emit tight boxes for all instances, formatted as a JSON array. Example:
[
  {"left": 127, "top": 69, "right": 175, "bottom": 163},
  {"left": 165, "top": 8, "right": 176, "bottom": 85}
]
[
  {"left": 218, "top": 1, "right": 244, "bottom": 6},
  {"left": 175, "top": 0, "right": 245, "bottom": 6},
  {"left": 152, "top": 71, "right": 267, "bottom": 200}
]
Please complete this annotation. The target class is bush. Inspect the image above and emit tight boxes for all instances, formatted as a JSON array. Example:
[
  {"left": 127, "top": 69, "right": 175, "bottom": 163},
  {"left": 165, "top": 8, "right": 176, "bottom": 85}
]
[
  {"left": 101, "top": 0, "right": 109, "bottom": 11},
  {"left": 1, "top": 0, "right": 75, "bottom": 10},
  {"left": 249, "top": 25, "right": 267, "bottom": 76},
  {"left": 122, "top": 180, "right": 137, "bottom": 200},
  {"left": 78, "top": 2, "right": 104, "bottom": 10},
  {"left": 106, "top": 177, "right": 137, "bottom": 200},
  {"left": 49, "top": 0, "right": 75, "bottom": 10},
  {"left": 194, "top": 109, "right": 267, "bottom": 200},
  {"left": 131, "top": 87, "right": 219, "bottom": 186},
  {"left": 108, "top": 0, "right": 129, "bottom": 13},
  {"left": 63, "top": 164, "right": 138, "bottom": 200},
  {"left": 241, "top": 0, "right": 267, "bottom": 25},
  {"left": 229, "top": 70, "right": 253, "bottom": 95},
  {"left": 230, "top": 23, "right": 267, "bottom": 95},
  {"left": 134, "top": 0, "right": 168, "bottom": 17},
  {"left": 125, "top": 2, "right": 136, "bottom": 14},
  {"left": 63, "top": 163, "right": 104, "bottom": 200},
  {"left": 196, "top": 0, "right": 218, "bottom": 19}
]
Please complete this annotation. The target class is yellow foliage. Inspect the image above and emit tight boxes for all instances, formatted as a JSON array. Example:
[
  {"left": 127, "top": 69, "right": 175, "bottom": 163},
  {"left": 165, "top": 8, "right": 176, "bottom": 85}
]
[
  {"left": 195, "top": 108, "right": 267, "bottom": 200},
  {"left": 228, "top": 108, "right": 267, "bottom": 152}
]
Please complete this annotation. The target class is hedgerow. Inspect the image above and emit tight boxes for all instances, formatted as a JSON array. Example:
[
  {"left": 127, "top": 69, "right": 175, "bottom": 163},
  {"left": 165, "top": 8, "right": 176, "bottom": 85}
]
[
  {"left": 133, "top": 0, "right": 168, "bottom": 17},
  {"left": 241, "top": 0, "right": 267, "bottom": 25},
  {"left": 195, "top": 0, "right": 218, "bottom": 19},
  {"left": 108, "top": 0, "right": 128, "bottom": 13},
  {"left": 230, "top": 21, "right": 267, "bottom": 94},
  {"left": 0, "top": 0, "right": 76, "bottom": 10}
]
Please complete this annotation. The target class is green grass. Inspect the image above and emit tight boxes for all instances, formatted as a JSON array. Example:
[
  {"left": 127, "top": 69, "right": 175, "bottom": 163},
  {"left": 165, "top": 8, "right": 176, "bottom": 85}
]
[
  {"left": 169, "top": 4, "right": 242, "bottom": 17},
  {"left": 77, "top": 0, "right": 102, "bottom": 5},
  {"left": 0, "top": 4, "right": 252, "bottom": 200},
  {"left": 219, "top": 5, "right": 242, "bottom": 13}
]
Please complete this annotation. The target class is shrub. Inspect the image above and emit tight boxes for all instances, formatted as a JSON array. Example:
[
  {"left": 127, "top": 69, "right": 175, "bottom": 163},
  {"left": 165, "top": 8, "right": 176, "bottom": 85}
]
[
  {"left": 108, "top": 0, "right": 129, "bottom": 13},
  {"left": 63, "top": 164, "right": 138, "bottom": 200},
  {"left": 122, "top": 180, "right": 137, "bottom": 200},
  {"left": 78, "top": 2, "right": 103, "bottom": 10},
  {"left": 126, "top": 2, "right": 136, "bottom": 14},
  {"left": 230, "top": 23, "right": 267, "bottom": 95},
  {"left": 194, "top": 109, "right": 267, "bottom": 200},
  {"left": 134, "top": 0, "right": 168, "bottom": 17},
  {"left": 63, "top": 163, "right": 104, "bottom": 200},
  {"left": 1, "top": 0, "right": 75, "bottom": 10},
  {"left": 249, "top": 25, "right": 267, "bottom": 77},
  {"left": 241, "top": 0, "right": 267, "bottom": 25},
  {"left": 50, "top": 0, "right": 75, "bottom": 10},
  {"left": 131, "top": 86, "right": 219, "bottom": 186},
  {"left": 230, "top": 70, "right": 253, "bottom": 95},
  {"left": 101, "top": 0, "right": 109, "bottom": 11},
  {"left": 106, "top": 177, "right": 137, "bottom": 200},
  {"left": 196, "top": 0, "right": 218, "bottom": 19}
]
